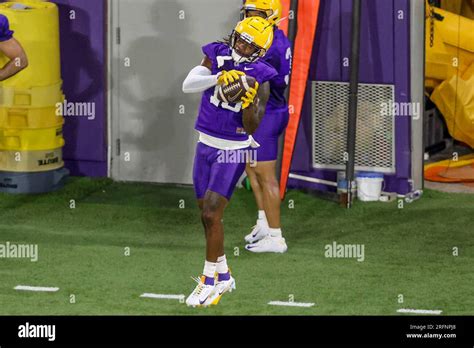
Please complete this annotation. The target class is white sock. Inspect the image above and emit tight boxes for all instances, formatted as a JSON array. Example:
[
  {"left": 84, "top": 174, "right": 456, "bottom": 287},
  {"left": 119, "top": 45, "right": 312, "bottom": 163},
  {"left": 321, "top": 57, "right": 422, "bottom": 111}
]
[
  {"left": 216, "top": 255, "right": 229, "bottom": 274},
  {"left": 203, "top": 260, "right": 217, "bottom": 279},
  {"left": 269, "top": 228, "right": 282, "bottom": 238},
  {"left": 257, "top": 210, "right": 268, "bottom": 228}
]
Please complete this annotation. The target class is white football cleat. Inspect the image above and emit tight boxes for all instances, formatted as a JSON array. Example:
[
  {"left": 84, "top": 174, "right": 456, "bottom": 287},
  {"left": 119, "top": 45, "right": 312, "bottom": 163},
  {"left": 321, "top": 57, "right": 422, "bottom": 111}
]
[
  {"left": 244, "top": 223, "right": 269, "bottom": 244},
  {"left": 185, "top": 276, "right": 216, "bottom": 307},
  {"left": 245, "top": 235, "right": 288, "bottom": 253},
  {"left": 207, "top": 273, "right": 236, "bottom": 305}
]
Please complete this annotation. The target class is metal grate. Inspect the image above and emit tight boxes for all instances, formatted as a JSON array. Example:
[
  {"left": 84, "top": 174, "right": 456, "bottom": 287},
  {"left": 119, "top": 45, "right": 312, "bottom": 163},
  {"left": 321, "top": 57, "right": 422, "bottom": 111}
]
[{"left": 312, "top": 81, "right": 396, "bottom": 173}]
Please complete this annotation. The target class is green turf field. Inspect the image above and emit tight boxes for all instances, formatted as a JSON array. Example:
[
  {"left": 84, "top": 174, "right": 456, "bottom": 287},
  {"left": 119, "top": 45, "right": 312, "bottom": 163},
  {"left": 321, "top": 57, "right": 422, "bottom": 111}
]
[{"left": 0, "top": 177, "right": 472, "bottom": 315}]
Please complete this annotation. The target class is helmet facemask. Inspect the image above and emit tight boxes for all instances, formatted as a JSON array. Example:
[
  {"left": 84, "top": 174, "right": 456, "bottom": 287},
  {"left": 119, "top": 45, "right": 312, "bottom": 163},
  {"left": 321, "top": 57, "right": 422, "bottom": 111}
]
[{"left": 230, "top": 30, "right": 266, "bottom": 64}]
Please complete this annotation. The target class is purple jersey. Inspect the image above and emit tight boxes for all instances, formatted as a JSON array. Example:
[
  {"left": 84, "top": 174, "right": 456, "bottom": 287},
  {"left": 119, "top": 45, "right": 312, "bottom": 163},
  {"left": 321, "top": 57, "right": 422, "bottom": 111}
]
[
  {"left": 195, "top": 42, "right": 278, "bottom": 141},
  {"left": 262, "top": 28, "right": 292, "bottom": 113},
  {"left": 0, "top": 15, "right": 13, "bottom": 42}
]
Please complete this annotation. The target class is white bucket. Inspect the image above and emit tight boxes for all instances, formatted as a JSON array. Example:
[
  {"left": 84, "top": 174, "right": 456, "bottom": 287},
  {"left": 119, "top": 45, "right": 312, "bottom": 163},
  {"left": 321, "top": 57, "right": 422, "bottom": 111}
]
[{"left": 356, "top": 173, "right": 384, "bottom": 202}]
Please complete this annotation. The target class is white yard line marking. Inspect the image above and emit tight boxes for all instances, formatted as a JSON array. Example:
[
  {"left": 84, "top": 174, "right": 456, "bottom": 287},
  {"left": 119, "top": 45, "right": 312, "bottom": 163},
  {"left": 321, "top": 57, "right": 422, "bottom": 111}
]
[
  {"left": 14, "top": 285, "right": 59, "bottom": 292},
  {"left": 140, "top": 293, "right": 185, "bottom": 301},
  {"left": 397, "top": 308, "right": 442, "bottom": 315},
  {"left": 268, "top": 301, "right": 315, "bottom": 308}
]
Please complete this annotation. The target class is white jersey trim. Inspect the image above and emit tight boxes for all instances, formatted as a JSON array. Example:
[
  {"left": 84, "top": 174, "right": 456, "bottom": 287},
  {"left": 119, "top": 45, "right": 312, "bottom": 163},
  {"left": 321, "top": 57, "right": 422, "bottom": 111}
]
[{"left": 198, "top": 132, "right": 260, "bottom": 150}]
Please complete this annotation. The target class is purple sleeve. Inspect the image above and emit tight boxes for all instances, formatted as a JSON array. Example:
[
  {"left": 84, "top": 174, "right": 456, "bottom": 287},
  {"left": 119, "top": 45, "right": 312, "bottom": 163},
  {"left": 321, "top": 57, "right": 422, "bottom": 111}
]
[
  {"left": 0, "top": 15, "right": 14, "bottom": 42},
  {"left": 254, "top": 62, "right": 278, "bottom": 85},
  {"left": 202, "top": 42, "right": 221, "bottom": 62}
]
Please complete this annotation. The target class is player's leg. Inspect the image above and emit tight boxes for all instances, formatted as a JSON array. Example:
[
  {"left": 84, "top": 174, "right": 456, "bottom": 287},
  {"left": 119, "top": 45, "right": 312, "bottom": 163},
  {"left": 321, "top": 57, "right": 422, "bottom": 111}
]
[
  {"left": 245, "top": 160, "right": 287, "bottom": 253},
  {"left": 202, "top": 190, "right": 236, "bottom": 305},
  {"left": 244, "top": 163, "right": 270, "bottom": 243},
  {"left": 188, "top": 166, "right": 234, "bottom": 307},
  {"left": 186, "top": 143, "right": 218, "bottom": 307},
  {"left": 245, "top": 164, "right": 264, "bottom": 210},
  {"left": 254, "top": 160, "right": 280, "bottom": 229},
  {"left": 245, "top": 111, "right": 289, "bottom": 252},
  {"left": 203, "top": 149, "right": 246, "bottom": 304},
  {"left": 201, "top": 190, "right": 227, "bottom": 263},
  {"left": 198, "top": 199, "right": 207, "bottom": 234},
  {"left": 187, "top": 146, "right": 243, "bottom": 306}
]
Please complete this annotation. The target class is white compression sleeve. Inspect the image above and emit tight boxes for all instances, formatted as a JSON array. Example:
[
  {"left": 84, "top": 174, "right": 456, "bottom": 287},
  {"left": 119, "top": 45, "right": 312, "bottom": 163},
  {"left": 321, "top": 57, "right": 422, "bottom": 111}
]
[{"left": 182, "top": 65, "right": 219, "bottom": 94}]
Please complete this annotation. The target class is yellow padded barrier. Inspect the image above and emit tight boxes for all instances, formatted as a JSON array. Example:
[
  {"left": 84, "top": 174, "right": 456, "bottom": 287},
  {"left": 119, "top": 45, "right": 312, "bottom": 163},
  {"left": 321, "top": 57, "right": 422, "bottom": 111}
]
[
  {"left": 0, "top": 125, "right": 64, "bottom": 151},
  {"left": 425, "top": 5, "right": 474, "bottom": 87},
  {"left": 0, "top": 82, "right": 64, "bottom": 108},
  {"left": 0, "top": 107, "right": 63, "bottom": 129},
  {"left": 0, "top": 147, "right": 63, "bottom": 172},
  {"left": 431, "top": 62, "right": 474, "bottom": 148},
  {"left": 0, "top": 1, "right": 62, "bottom": 88}
]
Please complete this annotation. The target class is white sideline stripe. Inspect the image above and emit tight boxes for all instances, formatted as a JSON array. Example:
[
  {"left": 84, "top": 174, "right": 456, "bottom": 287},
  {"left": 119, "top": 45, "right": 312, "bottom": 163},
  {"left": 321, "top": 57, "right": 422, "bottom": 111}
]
[
  {"left": 397, "top": 308, "right": 442, "bottom": 315},
  {"left": 140, "top": 293, "right": 185, "bottom": 300},
  {"left": 15, "top": 285, "right": 59, "bottom": 292},
  {"left": 268, "top": 301, "right": 315, "bottom": 308}
]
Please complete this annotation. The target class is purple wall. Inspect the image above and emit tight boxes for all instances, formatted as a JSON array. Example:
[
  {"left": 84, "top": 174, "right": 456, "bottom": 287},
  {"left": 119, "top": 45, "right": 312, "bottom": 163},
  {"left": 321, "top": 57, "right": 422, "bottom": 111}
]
[
  {"left": 54, "top": 0, "right": 107, "bottom": 177},
  {"left": 288, "top": 0, "right": 412, "bottom": 194}
]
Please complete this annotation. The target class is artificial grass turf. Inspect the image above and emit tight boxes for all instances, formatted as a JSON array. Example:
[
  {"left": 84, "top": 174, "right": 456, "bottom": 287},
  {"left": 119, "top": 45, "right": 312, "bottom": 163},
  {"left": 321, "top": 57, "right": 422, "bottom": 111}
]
[{"left": 0, "top": 177, "right": 472, "bottom": 315}]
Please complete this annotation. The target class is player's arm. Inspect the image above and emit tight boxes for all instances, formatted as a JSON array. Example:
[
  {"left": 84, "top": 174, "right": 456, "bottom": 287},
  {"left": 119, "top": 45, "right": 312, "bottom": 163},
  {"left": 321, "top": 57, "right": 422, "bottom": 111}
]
[
  {"left": 242, "top": 81, "right": 270, "bottom": 136},
  {"left": 182, "top": 57, "right": 245, "bottom": 94},
  {"left": 182, "top": 57, "right": 217, "bottom": 94},
  {"left": 0, "top": 37, "right": 28, "bottom": 81}
]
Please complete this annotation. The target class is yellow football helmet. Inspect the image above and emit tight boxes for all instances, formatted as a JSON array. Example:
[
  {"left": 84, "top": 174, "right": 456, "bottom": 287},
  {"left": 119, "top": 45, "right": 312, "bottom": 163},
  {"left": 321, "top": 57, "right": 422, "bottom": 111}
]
[
  {"left": 242, "top": 0, "right": 283, "bottom": 26},
  {"left": 230, "top": 17, "right": 274, "bottom": 64}
]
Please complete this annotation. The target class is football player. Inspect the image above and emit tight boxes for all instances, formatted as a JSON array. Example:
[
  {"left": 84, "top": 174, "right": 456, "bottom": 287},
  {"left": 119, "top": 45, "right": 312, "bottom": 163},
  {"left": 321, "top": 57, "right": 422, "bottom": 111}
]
[
  {"left": 241, "top": 0, "right": 292, "bottom": 253},
  {"left": 182, "top": 17, "right": 277, "bottom": 307},
  {"left": 0, "top": 14, "right": 28, "bottom": 81}
]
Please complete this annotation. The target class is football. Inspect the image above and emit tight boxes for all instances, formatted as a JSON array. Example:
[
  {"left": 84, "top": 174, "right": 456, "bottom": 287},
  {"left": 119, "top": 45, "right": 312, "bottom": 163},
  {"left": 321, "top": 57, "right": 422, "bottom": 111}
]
[{"left": 217, "top": 75, "right": 257, "bottom": 104}]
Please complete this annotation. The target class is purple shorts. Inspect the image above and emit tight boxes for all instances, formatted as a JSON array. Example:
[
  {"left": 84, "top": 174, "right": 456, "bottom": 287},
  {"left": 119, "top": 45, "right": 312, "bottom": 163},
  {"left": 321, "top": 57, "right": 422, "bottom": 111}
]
[
  {"left": 253, "top": 110, "right": 289, "bottom": 162},
  {"left": 193, "top": 142, "right": 249, "bottom": 201}
]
